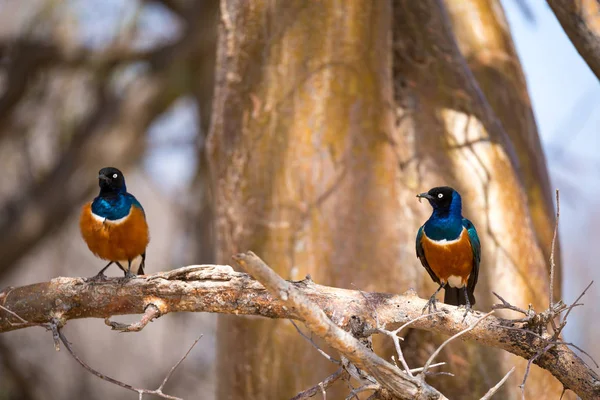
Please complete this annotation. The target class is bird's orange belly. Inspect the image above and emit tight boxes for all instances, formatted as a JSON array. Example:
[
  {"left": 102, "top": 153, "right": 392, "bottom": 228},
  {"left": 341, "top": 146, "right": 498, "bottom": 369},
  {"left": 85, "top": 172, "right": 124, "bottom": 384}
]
[
  {"left": 79, "top": 203, "right": 149, "bottom": 262},
  {"left": 421, "top": 228, "right": 473, "bottom": 287}
]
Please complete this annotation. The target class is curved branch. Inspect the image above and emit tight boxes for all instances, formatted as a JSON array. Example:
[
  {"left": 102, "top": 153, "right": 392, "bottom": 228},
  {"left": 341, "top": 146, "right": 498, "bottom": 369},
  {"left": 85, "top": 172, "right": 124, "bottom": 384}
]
[
  {"left": 547, "top": 0, "right": 600, "bottom": 81},
  {"left": 0, "top": 261, "right": 598, "bottom": 399}
]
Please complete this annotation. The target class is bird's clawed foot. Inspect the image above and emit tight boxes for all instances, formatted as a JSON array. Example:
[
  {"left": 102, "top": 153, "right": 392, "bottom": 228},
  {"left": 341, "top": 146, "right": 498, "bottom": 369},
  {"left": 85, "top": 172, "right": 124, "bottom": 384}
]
[
  {"left": 459, "top": 302, "right": 474, "bottom": 321},
  {"left": 422, "top": 283, "right": 445, "bottom": 314},
  {"left": 422, "top": 295, "right": 439, "bottom": 314},
  {"left": 85, "top": 272, "right": 109, "bottom": 283},
  {"left": 123, "top": 271, "right": 137, "bottom": 279},
  {"left": 459, "top": 287, "right": 474, "bottom": 321}
]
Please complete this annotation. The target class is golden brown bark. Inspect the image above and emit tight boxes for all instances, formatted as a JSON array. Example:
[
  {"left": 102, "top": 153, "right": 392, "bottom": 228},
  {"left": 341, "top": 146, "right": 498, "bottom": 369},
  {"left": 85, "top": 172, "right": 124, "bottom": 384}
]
[
  {"left": 393, "top": 0, "right": 560, "bottom": 399},
  {"left": 390, "top": 1, "right": 563, "bottom": 398},
  {"left": 444, "top": 0, "right": 560, "bottom": 291},
  {"left": 207, "top": 1, "right": 400, "bottom": 398},
  {"left": 441, "top": 1, "right": 566, "bottom": 397},
  {"left": 207, "top": 0, "right": 562, "bottom": 398}
]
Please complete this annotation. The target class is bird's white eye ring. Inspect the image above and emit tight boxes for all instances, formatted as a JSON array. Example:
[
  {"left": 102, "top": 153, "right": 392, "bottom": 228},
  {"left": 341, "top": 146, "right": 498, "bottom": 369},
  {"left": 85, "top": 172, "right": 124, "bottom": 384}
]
[
  {"left": 437, "top": 193, "right": 443, "bottom": 198},
  {"left": 113, "top": 173, "right": 118, "bottom": 179}
]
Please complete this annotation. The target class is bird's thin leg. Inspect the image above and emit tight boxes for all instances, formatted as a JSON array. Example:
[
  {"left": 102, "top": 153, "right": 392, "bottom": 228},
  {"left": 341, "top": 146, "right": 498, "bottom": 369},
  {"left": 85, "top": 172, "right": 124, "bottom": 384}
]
[
  {"left": 124, "top": 259, "right": 136, "bottom": 279},
  {"left": 139, "top": 252, "right": 146, "bottom": 275},
  {"left": 461, "top": 286, "right": 473, "bottom": 319},
  {"left": 97, "top": 261, "right": 113, "bottom": 276},
  {"left": 114, "top": 261, "right": 126, "bottom": 276},
  {"left": 86, "top": 262, "right": 113, "bottom": 282},
  {"left": 422, "top": 282, "right": 446, "bottom": 314}
]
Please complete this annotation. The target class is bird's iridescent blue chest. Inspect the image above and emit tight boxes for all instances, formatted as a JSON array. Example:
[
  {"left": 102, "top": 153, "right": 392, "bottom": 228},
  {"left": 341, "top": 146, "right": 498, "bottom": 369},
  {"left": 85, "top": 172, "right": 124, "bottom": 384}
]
[
  {"left": 91, "top": 193, "right": 143, "bottom": 220},
  {"left": 423, "top": 214, "right": 464, "bottom": 241}
]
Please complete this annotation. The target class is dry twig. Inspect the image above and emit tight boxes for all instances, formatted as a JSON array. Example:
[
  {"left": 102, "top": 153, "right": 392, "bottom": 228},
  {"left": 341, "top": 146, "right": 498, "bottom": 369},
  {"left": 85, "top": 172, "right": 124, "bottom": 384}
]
[
  {"left": 232, "top": 251, "right": 448, "bottom": 400},
  {"left": 421, "top": 311, "right": 494, "bottom": 376},
  {"left": 105, "top": 304, "right": 161, "bottom": 332},
  {"left": 1, "top": 261, "right": 599, "bottom": 399},
  {"left": 291, "top": 368, "right": 346, "bottom": 400},
  {"left": 56, "top": 326, "right": 202, "bottom": 400},
  {"left": 480, "top": 367, "right": 515, "bottom": 400}
]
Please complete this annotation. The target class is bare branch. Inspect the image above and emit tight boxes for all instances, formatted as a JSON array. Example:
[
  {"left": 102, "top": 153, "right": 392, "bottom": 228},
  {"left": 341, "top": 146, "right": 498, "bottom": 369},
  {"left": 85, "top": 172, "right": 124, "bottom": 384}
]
[
  {"left": 232, "top": 251, "right": 448, "bottom": 400},
  {"left": 291, "top": 368, "right": 346, "bottom": 400},
  {"left": 492, "top": 292, "right": 530, "bottom": 316},
  {"left": 105, "top": 304, "right": 161, "bottom": 332},
  {"left": 547, "top": 0, "right": 600, "bottom": 81},
  {"left": 553, "top": 281, "right": 594, "bottom": 340},
  {"left": 550, "top": 189, "right": 560, "bottom": 309},
  {"left": 520, "top": 343, "right": 556, "bottom": 400},
  {"left": 290, "top": 320, "right": 340, "bottom": 364},
  {"left": 1, "top": 261, "right": 598, "bottom": 399},
  {"left": 345, "top": 384, "right": 380, "bottom": 400},
  {"left": 157, "top": 335, "right": 203, "bottom": 392},
  {"left": 54, "top": 321, "right": 200, "bottom": 400},
  {"left": 421, "top": 311, "right": 494, "bottom": 376},
  {"left": 480, "top": 367, "right": 515, "bottom": 400}
]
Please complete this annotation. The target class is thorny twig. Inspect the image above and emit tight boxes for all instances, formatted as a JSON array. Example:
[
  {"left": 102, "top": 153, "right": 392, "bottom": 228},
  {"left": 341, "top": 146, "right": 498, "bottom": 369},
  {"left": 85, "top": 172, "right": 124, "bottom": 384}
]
[
  {"left": 552, "top": 281, "right": 594, "bottom": 341},
  {"left": 495, "top": 280, "right": 598, "bottom": 399},
  {"left": 291, "top": 368, "right": 346, "bottom": 400},
  {"left": 0, "top": 305, "right": 202, "bottom": 400},
  {"left": 549, "top": 190, "right": 559, "bottom": 315},
  {"left": 344, "top": 384, "right": 379, "bottom": 400},
  {"left": 232, "top": 251, "right": 449, "bottom": 400},
  {"left": 53, "top": 319, "right": 201, "bottom": 400},
  {"left": 421, "top": 311, "right": 495, "bottom": 376},
  {"left": 481, "top": 367, "right": 515, "bottom": 400},
  {"left": 290, "top": 319, "right": 340, "bottom": 364},
  {"left": 492, "top": 189, "right": 597, "bottom": 398},
  {"left": 520, "top": 342, "right": 556, "bottom": 400},
  {"left": 499, "top": 325, "right": 598, "bottom": 368},
  {"left": 377, "top": 312, "right": 443, "bottom": 376}
]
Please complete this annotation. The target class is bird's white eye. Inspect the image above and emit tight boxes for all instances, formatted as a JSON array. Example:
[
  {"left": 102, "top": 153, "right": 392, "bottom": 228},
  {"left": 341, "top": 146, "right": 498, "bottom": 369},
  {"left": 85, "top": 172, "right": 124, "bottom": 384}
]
[
  {"left": 437, "top": 193, "right": 443, "bottom": 198},
  {"left": 113, "top": 173, "right": 118, "bottom": 179}
]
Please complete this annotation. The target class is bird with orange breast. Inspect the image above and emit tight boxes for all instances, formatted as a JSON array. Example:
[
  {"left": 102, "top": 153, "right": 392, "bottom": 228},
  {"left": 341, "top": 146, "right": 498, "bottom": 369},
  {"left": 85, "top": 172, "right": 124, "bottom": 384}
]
[
  {"left": 80, "top": 167, "right": 149, "bottom": 278},
  {"left": 416, "top": 186, "right": 480, "bottom": 314}
]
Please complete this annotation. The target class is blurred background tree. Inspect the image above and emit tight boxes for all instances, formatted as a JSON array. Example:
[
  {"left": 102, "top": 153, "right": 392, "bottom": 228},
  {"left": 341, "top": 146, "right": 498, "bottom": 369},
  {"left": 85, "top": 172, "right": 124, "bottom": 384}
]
[{"left": 0, "top": 1, "right": 598, "bottom": 399}]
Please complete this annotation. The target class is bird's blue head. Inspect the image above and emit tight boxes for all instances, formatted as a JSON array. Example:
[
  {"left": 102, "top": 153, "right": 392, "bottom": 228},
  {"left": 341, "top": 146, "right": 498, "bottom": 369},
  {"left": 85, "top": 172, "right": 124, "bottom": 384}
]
[
  {"left": 98, "top": 167, "right": 127, "bottom": 197},
  {"left": 417, "top": 186, "right": 462, "bottom": 219}
]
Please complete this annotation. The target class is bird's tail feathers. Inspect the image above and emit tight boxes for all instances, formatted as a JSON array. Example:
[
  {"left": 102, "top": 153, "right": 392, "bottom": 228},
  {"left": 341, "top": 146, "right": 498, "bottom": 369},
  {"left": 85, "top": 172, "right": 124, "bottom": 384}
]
[{"left": 444, "top": 287, "right": 475, "bottom": 306}]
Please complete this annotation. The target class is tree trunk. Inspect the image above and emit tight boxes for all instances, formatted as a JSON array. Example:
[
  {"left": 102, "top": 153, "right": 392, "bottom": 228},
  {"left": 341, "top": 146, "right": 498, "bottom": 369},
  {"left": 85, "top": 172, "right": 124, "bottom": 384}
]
[
  {"left": 443, "top": 0, "right": 561, "bottom": 298},
  {"left": 391, "top": 1, "right": 564, "bottom": 398},
  {"left": 207, "top": 0, "right": 562, "bottom": 398}
]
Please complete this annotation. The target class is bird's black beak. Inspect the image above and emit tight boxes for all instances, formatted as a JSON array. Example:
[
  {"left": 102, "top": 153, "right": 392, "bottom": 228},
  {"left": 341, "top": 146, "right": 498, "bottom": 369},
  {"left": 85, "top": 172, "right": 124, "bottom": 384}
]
[
  {"left": 98, "top": 173, "right": 110, "bottom": 183},
  {"left": 416, "top": 192, "right": 434, "bottom": 202}
]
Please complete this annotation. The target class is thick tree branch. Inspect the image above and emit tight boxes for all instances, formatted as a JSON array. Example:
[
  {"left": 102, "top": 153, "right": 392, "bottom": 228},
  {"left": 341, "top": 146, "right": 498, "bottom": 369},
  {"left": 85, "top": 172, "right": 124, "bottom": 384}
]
[
  {"left": 547, "top": 0, "right": 600, "bottom": 81},
  {"left": 232, "top": 252, "right": 447, "bottom": 400},
  {"left": 0, "top": 261, "right": 598, "bottom": 399}
]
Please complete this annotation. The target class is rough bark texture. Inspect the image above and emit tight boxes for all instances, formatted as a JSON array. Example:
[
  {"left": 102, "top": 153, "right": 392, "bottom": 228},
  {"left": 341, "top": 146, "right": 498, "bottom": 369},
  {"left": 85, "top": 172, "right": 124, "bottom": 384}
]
[
  {"left": 547, "top": 0, "right": 600, "bottom": 81},
  {"left": 207, "top": 0, "right": 562, "bottom": 398},
  {"left": 444, "top": 0, "right": 560, "bottom": 287},
  {"left": 0, "top": 264, "right": 598, "bottom": 399},
  {"left": 207, "top": 1, "right": 400, "bottom": 398},
  {"left": 390, "top": 1, "right": 559, "bottom": 398},
  {"left": 443, "top": 0, "right": 565, "bottom": 397}
]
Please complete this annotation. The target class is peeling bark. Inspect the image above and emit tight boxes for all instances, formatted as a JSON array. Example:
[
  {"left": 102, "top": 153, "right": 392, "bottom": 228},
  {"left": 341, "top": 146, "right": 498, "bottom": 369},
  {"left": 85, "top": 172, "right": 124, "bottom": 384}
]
[
  {"left": 206, "top": 0, "right": 563, "bottom": 398},
  {"left": 389, "top": 0, "right": 559, "bottom": 398},
  {"left": 0, "top": 264, "right": 598, "bottom": 399},
  {"left": 207, "top": 1, "right": 398, "bottom": 398}
]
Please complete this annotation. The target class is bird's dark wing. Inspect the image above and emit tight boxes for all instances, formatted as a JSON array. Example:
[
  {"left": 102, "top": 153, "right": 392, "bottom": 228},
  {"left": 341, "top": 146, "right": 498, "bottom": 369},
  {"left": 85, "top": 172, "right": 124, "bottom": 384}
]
[
  {"left": 125, "top": 193, "right": 146, "bottom": 216},
  {"left": 416, "top": 225, "right": 440, "bottom": 284},
  {"left": 462, "top": 218, "right": 480, "bottom": 293}
]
